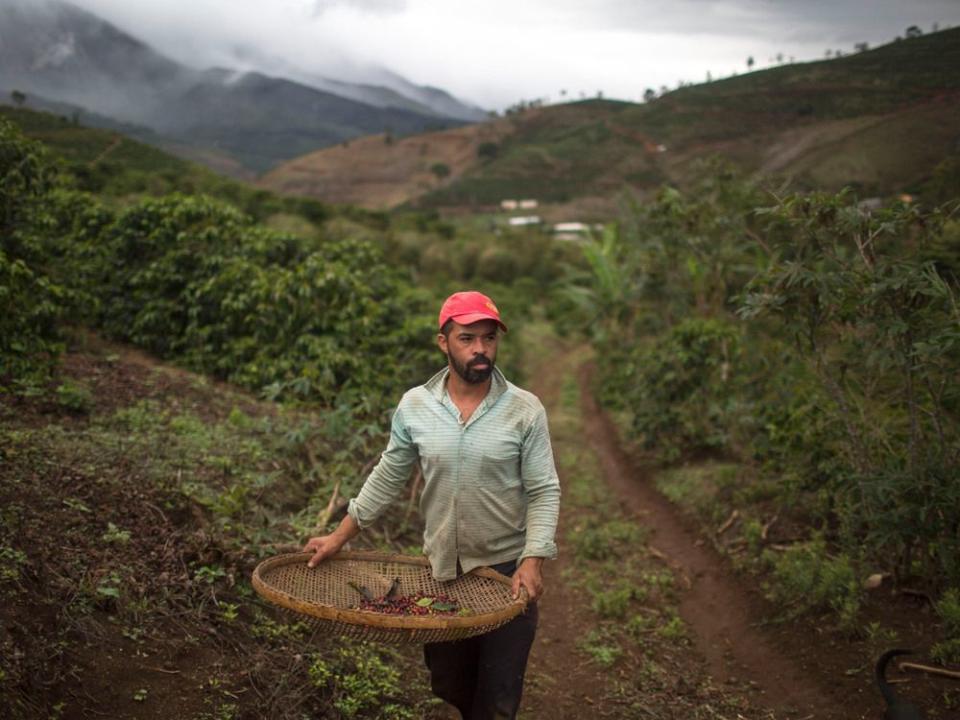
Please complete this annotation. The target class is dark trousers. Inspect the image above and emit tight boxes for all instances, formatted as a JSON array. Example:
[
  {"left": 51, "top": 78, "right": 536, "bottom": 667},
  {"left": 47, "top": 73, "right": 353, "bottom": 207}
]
[{"left": 423, "top": 561, "right": 539, "bottom": 720}]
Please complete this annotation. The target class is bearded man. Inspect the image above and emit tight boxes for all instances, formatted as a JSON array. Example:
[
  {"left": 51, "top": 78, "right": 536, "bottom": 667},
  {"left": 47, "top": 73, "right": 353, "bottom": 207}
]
[{"left": 303, "top": 290, "right": 561, "bottom": 720}]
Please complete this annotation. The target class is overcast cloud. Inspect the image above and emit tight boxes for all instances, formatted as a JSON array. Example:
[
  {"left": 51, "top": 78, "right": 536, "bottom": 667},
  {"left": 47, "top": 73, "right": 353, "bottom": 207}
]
[{"left": 68, "top": 0, "right": 960, "bottom": 110}]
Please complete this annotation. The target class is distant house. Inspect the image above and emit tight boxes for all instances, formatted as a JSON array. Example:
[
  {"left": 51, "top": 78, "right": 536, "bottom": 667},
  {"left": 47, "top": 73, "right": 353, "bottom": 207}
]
[
  {"left": 500, "top": 199, "right": 518, "bottom": 210},
  {"left": 552, "top": 222, "right": 591, "bottom": 241},
  {"left": 508, "top": 215, "right": 542, "bottom": 227},
  {"left": 519, "top": 199, "right": 538, "bottom": 209}
]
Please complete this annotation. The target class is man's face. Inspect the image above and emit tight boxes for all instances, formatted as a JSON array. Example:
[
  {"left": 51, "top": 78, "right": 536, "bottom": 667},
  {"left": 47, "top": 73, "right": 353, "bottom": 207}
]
[{"left": 438, "top": 319, "right": 500, "bottom": 385}]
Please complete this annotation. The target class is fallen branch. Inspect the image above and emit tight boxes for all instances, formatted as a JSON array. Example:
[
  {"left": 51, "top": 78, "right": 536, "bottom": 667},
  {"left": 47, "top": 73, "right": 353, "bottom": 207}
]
[
  {"left": 142, "top": 665, "right": 181, "bottom": 675},
  {"left": 716, "top": 509, "right": 740, "bottom": 536},
  {"left": 761, "top": 512, "right": 779, "bottom": 542},
  {"left": 316, "top": 478, "right": 341, "bottom": 529},
  {"left": 900, "top": 588, "right": 934, "bottom": 606},
  {"left": 900, "top": 661, "right": 960, "bottom": 681}
]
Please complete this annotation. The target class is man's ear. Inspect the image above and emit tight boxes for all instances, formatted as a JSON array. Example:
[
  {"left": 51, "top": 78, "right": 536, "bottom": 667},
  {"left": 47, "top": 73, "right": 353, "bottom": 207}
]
[{"left": 437, "top": 333, "right": 448, "bottom": 354}]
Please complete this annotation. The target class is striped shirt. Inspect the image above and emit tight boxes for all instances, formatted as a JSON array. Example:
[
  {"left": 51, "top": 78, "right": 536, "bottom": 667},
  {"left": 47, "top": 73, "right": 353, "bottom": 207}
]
[{"left": 347, "top": 367, "right": 561, "bottom": 581}]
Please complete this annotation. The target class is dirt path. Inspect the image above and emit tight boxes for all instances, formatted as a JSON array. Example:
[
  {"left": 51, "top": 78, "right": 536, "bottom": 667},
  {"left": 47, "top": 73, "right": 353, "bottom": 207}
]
[
  {"left": 573, "top": 361, "right": 848, "bottom": 719},
  {"left": 515, "top": 335, "right": 857, "bottom": 719}
]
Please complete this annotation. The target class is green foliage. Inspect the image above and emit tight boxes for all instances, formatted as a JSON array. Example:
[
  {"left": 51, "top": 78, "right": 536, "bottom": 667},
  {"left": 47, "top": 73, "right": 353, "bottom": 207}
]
[
  {"left": 742, "top": 193, "right": 960, "bottom": 584},
  {"left": 625, "top": 318, "right": 741, "bottom": 458},
  {"left": 569, "top": 518, "right": 646, "bottom": 561},
  {"left": 55, "top": 379, "right": 93, "bottom": 414},
  {"left": 578, "top": 628, "right": 623, "bottom": 667},
  {"left": 575, "top": 161, "right": 960, "bottom": 592},
  {"left": 0, "top": 118, "right": 67, "bottom": 390},
  {"left": 476, "top": 142, "right": 498, "bottom": 160},
  {"left": 314, "top": 644, "right": 414, "bottom": 719},
  {"left": 46, "top": 193, "right": 438, "bottom": 409},
  {"left": 932, "top": 588, "right": 960, "bottom": 665},
  {"left": 763, "top": 536, "right": 863, "bottom": 630}
]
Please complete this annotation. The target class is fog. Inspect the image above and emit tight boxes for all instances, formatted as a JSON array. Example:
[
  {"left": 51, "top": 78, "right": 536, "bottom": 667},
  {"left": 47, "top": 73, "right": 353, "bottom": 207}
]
[{"left": 46, "top": 0, "right": 960, "bottom": 109}]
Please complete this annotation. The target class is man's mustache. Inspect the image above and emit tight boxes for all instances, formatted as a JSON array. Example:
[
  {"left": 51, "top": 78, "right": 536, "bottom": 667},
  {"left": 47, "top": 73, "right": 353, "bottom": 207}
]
[{"left": 468, "top": 355, "right": 492, "bottom": 367}]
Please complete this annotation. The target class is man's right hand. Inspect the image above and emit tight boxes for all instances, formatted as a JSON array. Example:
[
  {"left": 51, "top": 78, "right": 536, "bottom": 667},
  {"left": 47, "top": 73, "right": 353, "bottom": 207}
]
[
  {"left": 302, "top": 535, "right": 344, "bottom": 568},
  {"left": 302, "top": 514, "right": 360, "bottom": 568}
]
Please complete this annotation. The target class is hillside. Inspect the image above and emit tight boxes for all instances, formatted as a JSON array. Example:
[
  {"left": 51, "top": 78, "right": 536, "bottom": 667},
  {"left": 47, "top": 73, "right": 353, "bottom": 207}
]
[{"left": 260, "top": 27, "right": 960, "bottom": 215}]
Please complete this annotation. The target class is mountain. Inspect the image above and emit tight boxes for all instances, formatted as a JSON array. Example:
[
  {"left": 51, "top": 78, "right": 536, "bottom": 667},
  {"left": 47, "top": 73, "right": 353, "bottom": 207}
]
[
  {"left": 0, "top": 0, "right": 471, "bottom": 174},
  {"left": 220, "top": 44, "right": 487, "bottom": 123},
  {"left": 261, "top": 28, "right": 960, "bottom": 215}
]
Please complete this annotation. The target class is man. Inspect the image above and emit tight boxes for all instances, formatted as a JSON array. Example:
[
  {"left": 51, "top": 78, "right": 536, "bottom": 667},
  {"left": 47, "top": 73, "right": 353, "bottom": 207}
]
[{"left": 303, "top": 290, "right": 561, "bottom": 719}]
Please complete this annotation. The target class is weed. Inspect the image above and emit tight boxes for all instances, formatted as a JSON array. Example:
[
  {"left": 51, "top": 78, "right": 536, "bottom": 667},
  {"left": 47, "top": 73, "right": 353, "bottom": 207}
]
[
  {"left": 625, "top": 613, "right": 656, "bottom": 640},
  {"left": 578, "top": 629, "right": 623, "bottom": 667},
  {"left": 101, "top": 522, "right": 131, "bottom": 544},
  {"left": 657, "top": 612, "right": 687, "bottom": 642},
  {"left": 592, "top": 581, "right": 647, "bottom": 619},
  {"left": 763, "top": 536, "right": 863, "bottom": 630},
  {"left": 570, "top": 519, "right": 646, "bottom": 561},
  {"left": 932, "top": 588, "right": 960, "bottom": 665},
  {"left": 132, "top": 688, "right": 148, "bottom": 702},
  {"left": 0, "top": 547, "right": 27, "bottom": 583},
  {"left": 96, "top": 572, "right": 123, "bottom": 600},
  {"left": 55, "top": 379, "right": 93, "bottom": 414},
  {"left": 330, "top": 645, "right": 414, "bottom": 719},
  {"left": 193, "top": 565, "right": 227, "bottom": 585},
  {"left": 862, "top": 622, "right": 899, "bottom": 660}
]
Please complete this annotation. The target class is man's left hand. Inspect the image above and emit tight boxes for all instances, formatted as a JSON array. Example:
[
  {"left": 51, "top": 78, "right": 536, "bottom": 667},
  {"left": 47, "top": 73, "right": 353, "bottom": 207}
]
[{"left": 511, "top": 557, "right": 544, "bottom": 602}]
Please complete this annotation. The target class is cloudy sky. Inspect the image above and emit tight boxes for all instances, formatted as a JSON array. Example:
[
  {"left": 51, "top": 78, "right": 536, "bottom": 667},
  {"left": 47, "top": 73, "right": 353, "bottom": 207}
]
[{"left": 70, "top": 0, "right": 960, "bottom": 110}]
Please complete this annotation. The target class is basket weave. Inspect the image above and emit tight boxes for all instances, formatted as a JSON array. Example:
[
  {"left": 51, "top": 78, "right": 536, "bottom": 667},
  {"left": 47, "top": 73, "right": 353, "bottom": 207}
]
[{"left": 252, "top": 551, "right": 527, "bottom": 644}]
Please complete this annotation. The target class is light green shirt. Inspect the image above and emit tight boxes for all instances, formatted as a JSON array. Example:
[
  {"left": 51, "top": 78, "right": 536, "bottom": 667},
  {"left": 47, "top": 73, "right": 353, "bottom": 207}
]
[{"left": 347, "top": 367, "right": 561, "bottom": 581}]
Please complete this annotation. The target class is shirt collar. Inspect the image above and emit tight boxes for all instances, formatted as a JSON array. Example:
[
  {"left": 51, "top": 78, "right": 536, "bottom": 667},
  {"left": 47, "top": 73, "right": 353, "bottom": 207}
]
[{"left": 424, "top": 366, "right": 508, "bottom": 406}]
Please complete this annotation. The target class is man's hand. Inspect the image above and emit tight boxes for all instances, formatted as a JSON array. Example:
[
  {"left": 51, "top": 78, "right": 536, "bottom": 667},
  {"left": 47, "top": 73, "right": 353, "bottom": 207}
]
[
  {"left": 302, "top": 534, "right": 345, "bottom": 568},
  {"left": 511, "top": 557, "right": 544, "bottom": 602},
  {"left": 302, "top": 514, "right": 360, "bottom": 568}
]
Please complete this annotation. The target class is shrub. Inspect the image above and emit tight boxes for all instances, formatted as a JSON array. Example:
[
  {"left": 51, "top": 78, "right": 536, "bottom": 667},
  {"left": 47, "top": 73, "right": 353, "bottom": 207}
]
[
  {"left": 764, "top": 536, "right": 863, "bottom": 630},
  {"left": 625, "top": 317, "right": 742, "bottom": 459}
]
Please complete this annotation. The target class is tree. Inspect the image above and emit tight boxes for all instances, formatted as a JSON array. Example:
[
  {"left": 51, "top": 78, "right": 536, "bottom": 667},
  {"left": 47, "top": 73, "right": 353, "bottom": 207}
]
[
  {"left": 10, "top": 90, "right": 26, "bottom": 106},
  {"left": 746, "top": 56, "right": 755, "bottom": 70},
  {"left": 905, "top": 25, "right": 923, "bottom": 38},
  {"left": 430, "top": 162, "right": 450, "bottom": 181},
  {"left": 477, "top": 142, "right": 498, "bottom": 161},
  {"left": 854, "top": 41, "right": 869, "bottom": 53},
  {"left": 643, "top": 88, "right": 656, "bottom": 103}
]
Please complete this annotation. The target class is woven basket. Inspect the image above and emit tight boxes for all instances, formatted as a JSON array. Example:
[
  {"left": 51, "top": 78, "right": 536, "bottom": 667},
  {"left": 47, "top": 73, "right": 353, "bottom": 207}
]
[{"left": 252, "top": 551, "right": 528, "bottom": 644}]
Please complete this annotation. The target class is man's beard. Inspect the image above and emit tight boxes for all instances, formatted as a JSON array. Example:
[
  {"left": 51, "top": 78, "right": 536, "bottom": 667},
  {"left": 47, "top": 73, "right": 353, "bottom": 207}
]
[{"left": 449, "top": 353, "right": 495, "bottom": 384}]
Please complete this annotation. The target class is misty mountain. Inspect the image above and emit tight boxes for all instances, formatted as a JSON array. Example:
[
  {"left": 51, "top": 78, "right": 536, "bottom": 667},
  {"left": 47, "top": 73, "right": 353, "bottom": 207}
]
[
  {"left": 222, "top": 44, "right": 487, "bottom": 123},
  {"left": 0, "top": 0, "right": 471, "bottom": 173}
]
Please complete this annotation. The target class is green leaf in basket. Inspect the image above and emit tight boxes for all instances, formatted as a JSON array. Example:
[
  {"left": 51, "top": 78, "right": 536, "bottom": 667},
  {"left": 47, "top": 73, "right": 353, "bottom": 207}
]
[
  {"left": 431, "top": 602, "right": 458, "bottom": 612},
  {"left": 416, "top": 597, "right": 435, "bottom": 607},
  {"left": 457, "top": 608, "right": 474, "bottom": 617}
]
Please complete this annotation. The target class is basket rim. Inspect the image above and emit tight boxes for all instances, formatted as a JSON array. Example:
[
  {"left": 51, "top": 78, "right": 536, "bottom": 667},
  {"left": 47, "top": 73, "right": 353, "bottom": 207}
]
[{"left": 252, "top": 550, "right": 527, "bottom": 631}]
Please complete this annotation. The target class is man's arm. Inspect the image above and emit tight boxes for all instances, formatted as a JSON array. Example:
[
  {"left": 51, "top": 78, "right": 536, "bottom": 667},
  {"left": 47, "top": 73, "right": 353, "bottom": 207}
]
[
  {"left": 301, "top": 402, "right": 418, "bottom": 565},
  {"left": 514, "top": 403, "right": 561, "bottom": 601}
]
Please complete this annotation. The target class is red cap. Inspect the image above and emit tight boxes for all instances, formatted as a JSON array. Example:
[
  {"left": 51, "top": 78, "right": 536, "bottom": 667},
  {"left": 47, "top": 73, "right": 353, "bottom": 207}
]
[{"left": 438, "top": 291, "right": 507, "bottom": 332}]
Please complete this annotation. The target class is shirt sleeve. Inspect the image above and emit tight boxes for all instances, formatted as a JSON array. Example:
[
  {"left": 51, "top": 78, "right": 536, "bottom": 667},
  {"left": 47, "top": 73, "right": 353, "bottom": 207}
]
[
  {"left": 519, "top": 403, "right": 561, "bottom": 561},
  {"left": 347, "top": 402, "right": 419, "bottom": 529}
]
